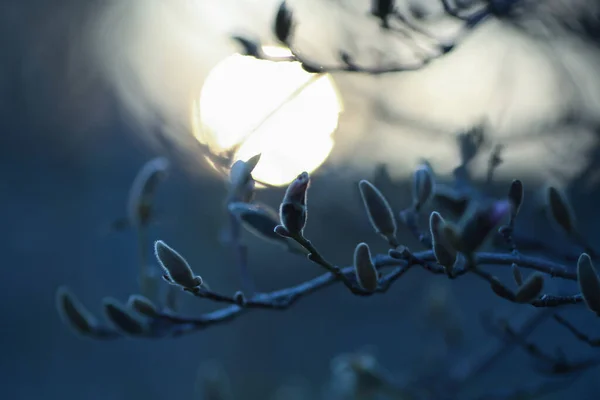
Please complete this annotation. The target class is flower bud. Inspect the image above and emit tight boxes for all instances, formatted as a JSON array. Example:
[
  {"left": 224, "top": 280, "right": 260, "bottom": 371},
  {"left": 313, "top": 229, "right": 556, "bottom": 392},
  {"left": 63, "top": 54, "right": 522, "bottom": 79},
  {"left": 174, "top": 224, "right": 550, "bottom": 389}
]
[
  {"left": 103, "top": 298, "right": 148, "bottom": 335},
  {"left": 514, "top": 272, "right": 544, "bottom": 303},
  {"left": 546, "top": 186, "right": 575, "bottom": 234},
  {"left": 154, "top": 240, "right": 203, "bottom": 289},
  {"left": 577, "top": 253, "right": 600, "bottom": 316},
  {"left": 127, "top": 157, "right": 169, "bottom": 227},
  {"left": 457, "top": 200, "right": 510, "bottom": 254},
  {"left": 411, "top": 163, "right": 435, "bottom": 211},
  {"left": 230, "top": 154, "right": 261, "bottom": 188},
  {"left": 127, "top": 294, "right": 159, "bottom": 318},
  {"left": 429, "top": 211, "right": 457, "bottom": 273},
  {"left": 507, "top": 179, "right": 524, "bottom": 220},
  {"left": 353, "top": 242, "right": 378, "bottom": 292},
  {"left": 56, "top": 286, "right": 98, "bottom": 336},
  {"left": 279, "top": 172, "right": 310, "bottom": 236},
  {"left": 489, "top": 277, "right": 516, "bottom": 302},
  {"left": 229, "top": 154, "right": 261, "bottom": 203},
  {"left": 230, "top": 202, "right": 311, "bottom": 255},
  {"left": 358, "top": 180, "right": 397, "bottom": 242}
]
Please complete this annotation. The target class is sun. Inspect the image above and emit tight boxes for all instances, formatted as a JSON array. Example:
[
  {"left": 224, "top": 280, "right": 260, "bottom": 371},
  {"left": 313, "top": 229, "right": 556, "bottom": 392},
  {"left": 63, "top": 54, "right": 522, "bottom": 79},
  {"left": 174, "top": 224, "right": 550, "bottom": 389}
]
[{"left": 191, "top": 46, "right": 343, "bottom": 187}]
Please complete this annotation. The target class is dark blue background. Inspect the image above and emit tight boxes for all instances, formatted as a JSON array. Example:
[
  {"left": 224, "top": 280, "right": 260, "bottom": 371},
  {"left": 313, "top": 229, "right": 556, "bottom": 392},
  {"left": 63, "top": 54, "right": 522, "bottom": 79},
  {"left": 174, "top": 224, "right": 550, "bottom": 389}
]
[{"left": 2, "top": 1, "right": 600, "bottom": 399}]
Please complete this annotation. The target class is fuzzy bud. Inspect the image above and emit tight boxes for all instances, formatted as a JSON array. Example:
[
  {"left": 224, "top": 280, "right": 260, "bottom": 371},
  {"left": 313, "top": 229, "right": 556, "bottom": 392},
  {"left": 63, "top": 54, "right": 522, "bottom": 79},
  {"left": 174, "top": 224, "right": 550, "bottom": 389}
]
[
  {"left": 127, "top": 294, "right": 159, "bottom": 318},
  {"left": 514, "top": 272, "right": 544, "bottom": 303},
  {"left": 103, "top": 298, "right": 148, "bottom": 335},
  {"left": 457, "top": 200, "right": 510, "bottom": 254},
  {"left": 411, "top": 163, "right": 435, "bottom": 211},
  {"left": 577, "top": 253, "right": 600, "bottom": 316},
  {"left": 489, "top": 277, "right": 516, "bottom": 302},
  {"left": 229, "top": 154, "right": 261, "bottom": 203},
  {"left": 127, "top": 157, "right": 169, "bottom": 227},
  {"left": 546, "top": 186, "right": 576, "bottom": 234},
  {"left": 507, "top": 179, "right": 524, "bottom": 220},
  {"left": 278, "top": 172, "right": 310, "bottom": 237},
  {"left": 229, "top": 202, "right": 285, "bottom": 244},
  {"left": 353, "top": 242, "right": 378, "bottom": 292},
  {"left": 56, "top": 286, "right": 98, "bottom": 336},
  {"left": 154, "top": 240, "right": 203, "bottom": 289},
  {"left": 358, "top": 180, "right": 397, "bottom": 243},
  {"left": 429, "top": 211, "right": 457, "bottom": 273}
]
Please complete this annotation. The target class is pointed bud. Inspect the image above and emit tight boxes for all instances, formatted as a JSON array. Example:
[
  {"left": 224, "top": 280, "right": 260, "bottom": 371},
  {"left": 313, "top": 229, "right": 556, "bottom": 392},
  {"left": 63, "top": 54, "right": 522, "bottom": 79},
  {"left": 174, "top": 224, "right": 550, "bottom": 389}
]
[
  {"left": 433, "top": 184, "right": 470, "bottom": 217},
  {"left": 546, "top": 186, "right": 576, "bottom": 234},
  {"left": 511, "top": 263, "right": 523, "bottom": 286},
  {"left": 412, "top": 163, "right": 435, "bottom": 211},
  {"left": 229, "top": 202, "right": 287, "bottom": 245},
  {"left": 127, "top": 157, "right": 169, "bottom": 227},
  {"left": 274, "top": 1, "right": 294, "bottom": 45},
  {"left": 441, "top": 222, "right": 462, "bottom": 253},
  {"left": 353, "top": 242, "right": 378, "bottom": 292},
  {"left": 229, "top": 154, "right": 260, "bottom": 202},
  {"left": 127, "top": 294, "right": 159, "bottom": 318},
  {"left": 458, "top": 200, "right": 510, "bottom": 254},
  {"left": 279, "top": 172, "right": 310, "bottom": 236},
  {"left": 508, "top": 179, "right": 524, "bottom": 220},
  {"left": 274, "top": 224, "right": 291, "bottom": 237},
  {"left": 154, "top": 240, "right": 203, "bottom": 289},
  {"left": 577, "top": 253, "right": 600, "bottom": 316},
  {"left": 56, "top": 286, "right": 98, "bottom": 336},
  {"left": 514, "top": 272, "right": 544, "bottom": 303},
  {"left": 358, "top": 180, "right": 397, "bottom": 243},
  {"left": 103, "top": 298, "right": 148, "bottom": 335},
  {"left": 489, "top": 277, "right": 516, "bottom": 302},
  {"left": 230, "top": 154, "right": 261, "bottom": 188},
  {"left": 429, "top": 212, "right": 457, "bottom": 273}
]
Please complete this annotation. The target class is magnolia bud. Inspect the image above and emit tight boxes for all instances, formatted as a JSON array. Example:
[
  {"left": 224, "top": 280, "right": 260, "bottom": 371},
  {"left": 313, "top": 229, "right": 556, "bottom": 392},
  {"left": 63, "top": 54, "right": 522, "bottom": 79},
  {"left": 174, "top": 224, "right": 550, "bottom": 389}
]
[
  {"left": 507, "top": 179, "right": 524, "bottom": 220},
  {"left": 546, "top": 186, "right": 576, "bottom": 234},
  {"left": 103, "top": 298, "right": 148, "bottom": 335},
  {"left": 358, "top": 180, "right": 397, "bottom": 242},
  {"left": 127, "top": 294, "right": 159, "bottom": 318},
  {"left": 127, "top": 157, "right": 169, "bottom": 227},
  {"left": 56, "top": 286, "right": 98, "bottom": 336},
  {"left": 458, "top": 200, "right": 510, "bottom": 254},
  {"left": 278, "top": 172, "right": 310, "bottom": 237},
  {"left": 229, "top": 202, "right": 285, "bottom": 244},
  {"left": 154, "top": 240, "right": 203, "bottom": 289},
  {"left": 489, "top": 277, "right": 516, "bottom": 302},
  {"left": 429, "top": 212, "right": 457, "bottom": 273},
  {"left": 353, "top": 242, "right": 378, "bottom": 292},
  {"left": 411, "top": 163, "right": 435, "bottom": 211},
  {"left": 577, "top": 253, "right": 600, "bottom": 316},
  {"left": 514, "top": 273, "right": 544, "bottom": 303},
  {"left": 229, "top": 154, "right": 261, "bottom": 203}
]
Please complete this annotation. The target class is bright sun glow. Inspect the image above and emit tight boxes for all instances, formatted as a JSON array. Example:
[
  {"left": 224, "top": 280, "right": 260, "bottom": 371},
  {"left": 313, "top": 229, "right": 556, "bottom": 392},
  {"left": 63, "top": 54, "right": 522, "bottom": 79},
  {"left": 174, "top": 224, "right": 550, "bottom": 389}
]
[{"left": 192, "top": 46, "right": 343, "bottom": 187}]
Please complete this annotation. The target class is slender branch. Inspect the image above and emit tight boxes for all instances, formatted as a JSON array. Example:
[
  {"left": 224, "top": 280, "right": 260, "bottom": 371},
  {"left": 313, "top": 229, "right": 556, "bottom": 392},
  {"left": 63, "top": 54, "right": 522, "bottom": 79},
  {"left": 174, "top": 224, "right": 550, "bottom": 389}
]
[
  {"left": 239, "top": 0, "right": 496, "bottom": 76},
  {"left": 554, "top": 314, "right": 600, "bottom": 347},
  {"left": 76, "top": 248, "right": 585, "bottom": 341}
]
